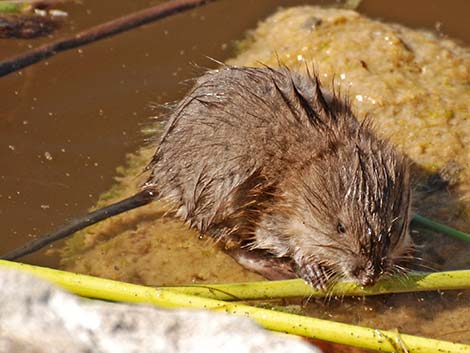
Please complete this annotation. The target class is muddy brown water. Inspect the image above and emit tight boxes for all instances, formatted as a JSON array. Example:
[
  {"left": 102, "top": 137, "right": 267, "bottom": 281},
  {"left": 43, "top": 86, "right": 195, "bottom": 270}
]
[{"left": 0, "top": 0, "right": 469, "bottom": 347}]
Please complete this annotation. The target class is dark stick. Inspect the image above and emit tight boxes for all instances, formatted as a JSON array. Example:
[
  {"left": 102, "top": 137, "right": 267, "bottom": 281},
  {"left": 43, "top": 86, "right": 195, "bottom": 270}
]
[
  {"left": 0, "top": 189, "right": 155, "bottom": 260},
  {"left": 0, "top": 0, "right": 218, "bottom": 77}
]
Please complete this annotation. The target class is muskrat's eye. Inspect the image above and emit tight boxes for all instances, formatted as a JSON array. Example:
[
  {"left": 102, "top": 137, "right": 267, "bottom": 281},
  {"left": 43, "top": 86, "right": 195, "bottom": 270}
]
[{"left": 337, "top": 222, "right": 346, "bottom": 234}]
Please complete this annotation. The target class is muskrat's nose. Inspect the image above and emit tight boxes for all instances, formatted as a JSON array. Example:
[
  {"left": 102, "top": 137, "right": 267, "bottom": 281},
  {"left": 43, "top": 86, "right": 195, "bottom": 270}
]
[
  {"left": 359, "top": 275, "right": 376, "bottom": 287},
  {"left": 350, "top": 266, "right": 376, "bottom": 287}
]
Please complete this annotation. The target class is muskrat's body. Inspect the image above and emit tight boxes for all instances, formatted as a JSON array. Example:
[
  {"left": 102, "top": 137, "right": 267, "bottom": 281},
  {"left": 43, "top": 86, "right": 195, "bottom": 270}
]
[
  {"left": 145, "top": 66, "right": 414, "bottom": 288},
  {"left": 2, "top": 66, "right": 414, "bottom": 288}
]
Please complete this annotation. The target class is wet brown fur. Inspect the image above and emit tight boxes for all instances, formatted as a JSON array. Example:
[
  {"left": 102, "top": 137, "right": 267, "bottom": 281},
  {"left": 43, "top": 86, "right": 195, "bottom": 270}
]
[{"left": 145, "top": 66, "right": 414, "bottom": 288}]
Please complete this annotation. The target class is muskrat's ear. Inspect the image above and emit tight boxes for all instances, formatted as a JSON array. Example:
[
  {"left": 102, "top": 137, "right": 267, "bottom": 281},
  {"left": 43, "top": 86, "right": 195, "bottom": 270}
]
[
  {"left": 302, "top": 64, "right": 331, "bottom": 117},
  {"left": 319, "top": 88, "right": 353, "bottom": 119}
]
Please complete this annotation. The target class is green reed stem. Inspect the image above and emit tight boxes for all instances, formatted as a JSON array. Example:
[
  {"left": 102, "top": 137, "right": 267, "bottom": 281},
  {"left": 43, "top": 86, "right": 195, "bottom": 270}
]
[{"left": 412, "top": 214, "right": 470, "bottom": 242}]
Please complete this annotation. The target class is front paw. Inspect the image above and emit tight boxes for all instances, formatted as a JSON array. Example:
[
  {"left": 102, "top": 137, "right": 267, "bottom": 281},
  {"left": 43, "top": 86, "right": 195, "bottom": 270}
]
[{"left": 297, "top": 263, "right": 331, "bottom": 291}]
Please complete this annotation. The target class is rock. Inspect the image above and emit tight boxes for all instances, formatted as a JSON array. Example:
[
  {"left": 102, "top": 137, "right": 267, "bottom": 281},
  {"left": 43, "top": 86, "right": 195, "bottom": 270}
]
[{"left": 0, "top": 268, "right": 321, "bottom": 353}]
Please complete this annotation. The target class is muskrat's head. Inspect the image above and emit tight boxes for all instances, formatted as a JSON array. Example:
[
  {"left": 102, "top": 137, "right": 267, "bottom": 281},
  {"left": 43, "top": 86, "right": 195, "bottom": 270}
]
[
  {"left": 288, "top": 126, "right": 413, "bottom": 289},
  {"left": 257, "top": 117, "right": 414, "bottom": 290}
]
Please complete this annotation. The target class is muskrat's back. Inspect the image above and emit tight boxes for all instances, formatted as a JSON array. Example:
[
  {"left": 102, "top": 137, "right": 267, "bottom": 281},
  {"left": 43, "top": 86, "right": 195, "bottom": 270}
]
[
  {"left": 146, "top": 67, "right": 344, "bottom": 230},
  {"left": 151, "top": 67, "right": 320, "bottom": 172}
]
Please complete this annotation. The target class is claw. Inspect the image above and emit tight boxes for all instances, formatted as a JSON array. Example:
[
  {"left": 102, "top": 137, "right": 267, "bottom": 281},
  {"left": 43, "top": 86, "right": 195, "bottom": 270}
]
[{"left": 298, "top": 262, "right": 330, "bottom": 291}]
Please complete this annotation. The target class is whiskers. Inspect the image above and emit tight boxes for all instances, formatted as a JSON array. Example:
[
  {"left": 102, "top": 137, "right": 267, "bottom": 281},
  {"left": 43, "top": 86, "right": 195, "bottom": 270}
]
[
  {"left": 300, "top": 263, "right": 344, "bottom": 306},
  {"left": 322, "top": 271, "right": 347, "bottom": 304},
  {"left": 381, "top": 252, "right": 437, "bottom": 290},
  {"left": 379, "top": 237, "right": 438, "bottom": 284},
  {"left": 408, "top": 257, "right": 439, "bottom": 272},
  {"left": 392, "top": 250, "right": 439, "bottom": 273}
]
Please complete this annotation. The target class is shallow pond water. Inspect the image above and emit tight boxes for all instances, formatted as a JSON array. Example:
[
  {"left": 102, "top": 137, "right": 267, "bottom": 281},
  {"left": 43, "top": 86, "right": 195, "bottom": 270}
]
[{"left": 1, "top": 0, "right": 469, "bottom": 349}]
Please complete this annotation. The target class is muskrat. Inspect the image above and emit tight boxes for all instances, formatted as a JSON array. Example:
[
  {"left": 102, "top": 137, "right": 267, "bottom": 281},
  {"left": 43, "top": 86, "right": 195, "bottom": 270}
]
[{"left": 1, "top": 66, "right": 414, "bottom": 289}]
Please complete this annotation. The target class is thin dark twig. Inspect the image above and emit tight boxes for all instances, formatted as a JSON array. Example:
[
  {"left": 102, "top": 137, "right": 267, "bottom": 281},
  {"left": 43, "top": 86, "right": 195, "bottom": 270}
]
[{"left": 0, "top": 0, "right": 218, "bottom": 77}]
